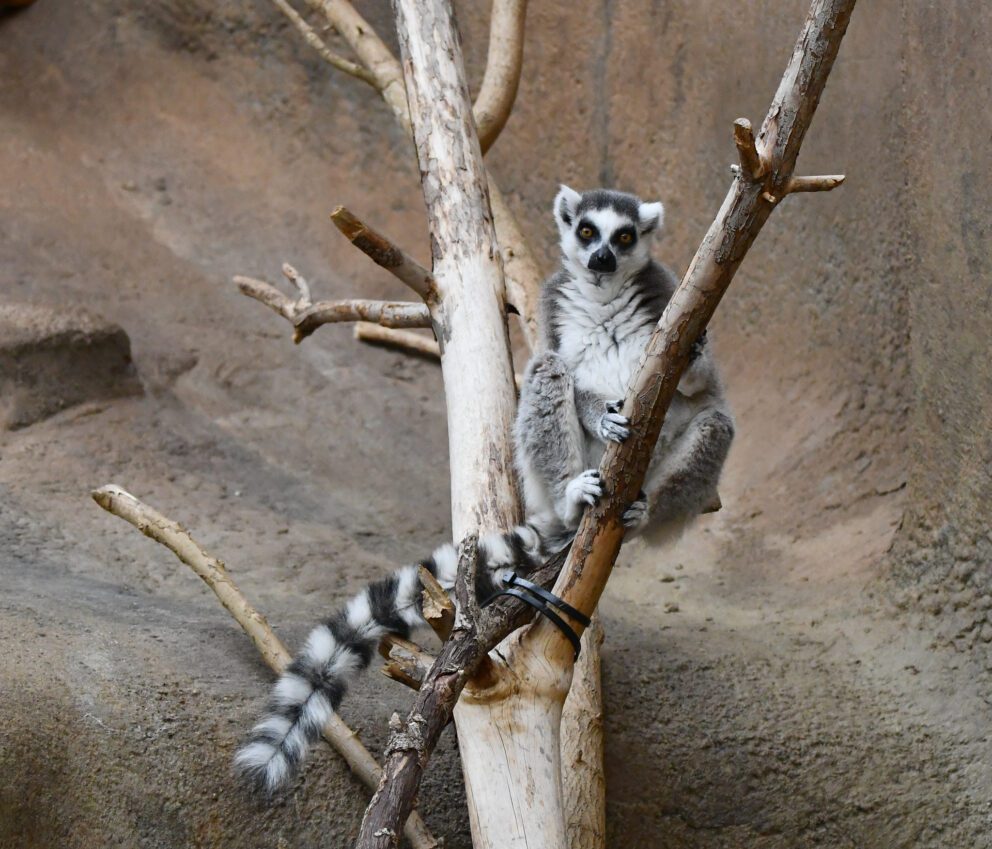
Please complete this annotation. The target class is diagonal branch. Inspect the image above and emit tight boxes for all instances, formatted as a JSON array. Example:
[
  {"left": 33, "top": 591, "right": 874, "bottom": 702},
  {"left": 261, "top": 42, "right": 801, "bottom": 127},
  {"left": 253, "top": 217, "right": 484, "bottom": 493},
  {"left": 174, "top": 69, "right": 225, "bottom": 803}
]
[
  {"left": 526, "top": 0, "right": 855, "bottom": 663},
  {"left": 330, "top": 207, "right": 438, "bottom": 302},
  {"left": 89, "top": 485, "right": 440, "bottom": 849}
]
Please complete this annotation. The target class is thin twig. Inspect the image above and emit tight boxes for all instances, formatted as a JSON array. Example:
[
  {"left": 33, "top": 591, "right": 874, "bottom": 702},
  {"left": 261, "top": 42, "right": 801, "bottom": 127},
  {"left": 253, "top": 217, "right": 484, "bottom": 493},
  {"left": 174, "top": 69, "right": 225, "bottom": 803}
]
[
  {"left": 268, "top": 0, "right": 378, "bottom": 85},
  {"left": 90, "top": 485, "right": 440, "bottom": 849}
]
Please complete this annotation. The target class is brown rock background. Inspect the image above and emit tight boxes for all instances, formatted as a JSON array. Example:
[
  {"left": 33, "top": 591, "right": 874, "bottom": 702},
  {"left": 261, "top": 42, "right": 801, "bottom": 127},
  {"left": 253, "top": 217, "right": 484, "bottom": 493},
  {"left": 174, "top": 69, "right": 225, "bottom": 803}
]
[{"left": 0, "top": 1, "right": 989, "bottom": 847}]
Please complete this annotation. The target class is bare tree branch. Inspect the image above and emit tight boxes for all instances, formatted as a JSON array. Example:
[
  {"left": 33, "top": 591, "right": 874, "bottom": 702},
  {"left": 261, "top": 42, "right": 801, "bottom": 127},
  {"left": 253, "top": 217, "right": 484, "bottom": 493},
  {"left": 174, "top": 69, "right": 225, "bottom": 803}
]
[
  {"left": 330, "top": 207, "right": 438, "bottom": 302},
  {"left": 236, "top": 274, "right": 430, "bottom": 343},
  {"left": 89, "top": 485, "right": 440, "bottom": 849},
  {"left": 474, "top": 0, "right": 527, "bottom": 154},
  {"left": 301, "top": 0, "right": 542, "bottom": 348},
  {"left": 353, "top": 324, "right": 441, "bottom": 358},
  {"left": 294, "top": 299, "right": 431, "bottom": 336},
  {"left": 268, "top": 0, "right": 378, "bottom": 85},
  {"left": 785, "top": 174, "right": 846, "bottom": 193}
]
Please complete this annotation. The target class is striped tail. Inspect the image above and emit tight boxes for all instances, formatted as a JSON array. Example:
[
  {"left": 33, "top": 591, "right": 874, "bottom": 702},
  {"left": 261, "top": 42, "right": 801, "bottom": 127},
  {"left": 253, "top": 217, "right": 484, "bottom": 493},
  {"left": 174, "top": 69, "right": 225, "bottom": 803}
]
[{"left": 234, "top": 521, "right": 560, "bottom": 795}]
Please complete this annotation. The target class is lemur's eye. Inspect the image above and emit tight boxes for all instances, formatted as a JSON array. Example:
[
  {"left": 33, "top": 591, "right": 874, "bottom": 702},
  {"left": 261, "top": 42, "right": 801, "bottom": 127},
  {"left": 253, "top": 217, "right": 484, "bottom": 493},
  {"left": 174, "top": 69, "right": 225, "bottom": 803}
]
[
  {"left": 578, "top": 226, "right": 594, "bottom": 239},
  {"left": 618, "top": 232, "right": 633, "bottom": 245}
]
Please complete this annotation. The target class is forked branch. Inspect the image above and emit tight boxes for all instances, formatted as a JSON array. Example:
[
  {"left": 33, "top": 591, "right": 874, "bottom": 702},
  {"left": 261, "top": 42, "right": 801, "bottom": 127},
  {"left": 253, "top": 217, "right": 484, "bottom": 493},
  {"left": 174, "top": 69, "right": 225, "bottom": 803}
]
[
  {"left": 235, "top": 272, "right": 430, "bottom": 343},
  {"left": 268, "top": 0, "right": 541, "bottom": 347},
  {"left": 90, "top": 485, "right": 439, "bottom": 849}
]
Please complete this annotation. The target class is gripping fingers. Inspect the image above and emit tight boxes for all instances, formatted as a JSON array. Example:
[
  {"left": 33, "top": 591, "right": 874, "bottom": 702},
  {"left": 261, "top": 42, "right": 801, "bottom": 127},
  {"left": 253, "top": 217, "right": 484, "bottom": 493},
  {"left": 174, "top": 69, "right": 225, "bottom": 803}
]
[
  {"left": 622, "top": 493, "right": 648, "bottom": 529},
  {"left": 566, "top": 469, "right": 603, "bottom": 507},
  {"left": 599, "top": 412, "right": 630, "bottom": 443}
]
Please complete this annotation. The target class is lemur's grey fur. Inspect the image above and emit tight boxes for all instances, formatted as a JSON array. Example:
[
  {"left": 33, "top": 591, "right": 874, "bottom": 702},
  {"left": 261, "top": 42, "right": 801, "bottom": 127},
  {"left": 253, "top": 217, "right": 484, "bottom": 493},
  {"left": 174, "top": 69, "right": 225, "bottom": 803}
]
[
  {"left": 234, "top": 186, "right": 734, "bottom": 796},
  {"left": 515, "top": 185, "right": 734, "bottom": 545}
]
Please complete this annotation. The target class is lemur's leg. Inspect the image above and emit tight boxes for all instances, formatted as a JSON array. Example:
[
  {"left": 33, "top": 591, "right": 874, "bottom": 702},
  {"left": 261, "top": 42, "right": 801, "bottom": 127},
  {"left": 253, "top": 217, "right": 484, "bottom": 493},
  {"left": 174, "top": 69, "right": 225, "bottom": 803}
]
[
  {"left": 627, "top": 407, "right": 735, "bottom": 534},
  {"left": 515, "top": 352, "right": 600, "bottom": 528}
]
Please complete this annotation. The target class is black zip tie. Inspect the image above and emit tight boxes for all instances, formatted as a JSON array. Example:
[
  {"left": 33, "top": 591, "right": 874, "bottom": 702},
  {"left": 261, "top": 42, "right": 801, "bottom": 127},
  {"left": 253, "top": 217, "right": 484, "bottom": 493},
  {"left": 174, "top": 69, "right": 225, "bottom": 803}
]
[{"left": 482, "top": 572, "right": 590, "bottom": 659}]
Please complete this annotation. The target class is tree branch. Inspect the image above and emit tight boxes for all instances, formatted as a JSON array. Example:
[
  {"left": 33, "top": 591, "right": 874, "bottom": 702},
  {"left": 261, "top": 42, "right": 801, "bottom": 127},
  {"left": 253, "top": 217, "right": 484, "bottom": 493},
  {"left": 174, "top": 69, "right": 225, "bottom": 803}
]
[
  {"left": 268, "top": 0, "right": 378, "bottom": 85},
  {"left": 526, "top": 0, "right": 857, "bottom": 664},
  {"left": 300, "top": 0, "right": 542, "bottom": 349},
  {"left": 89, "top": 485, "right": 440, "bottom": 849},
  {"left": 330, "top": 207, "right": 438, "bottom": 302},
  {"left": 473, "top": 0, "right": 527, "bottom": 154},
  {"left": 235, "top": 274, "right": 430, "bottom": 343},
  {"left": 353, "top": 324, "right": 441, "bottom": 358},
  {"left": 294, "top": 299, "right": 431, "bottom": 336}
]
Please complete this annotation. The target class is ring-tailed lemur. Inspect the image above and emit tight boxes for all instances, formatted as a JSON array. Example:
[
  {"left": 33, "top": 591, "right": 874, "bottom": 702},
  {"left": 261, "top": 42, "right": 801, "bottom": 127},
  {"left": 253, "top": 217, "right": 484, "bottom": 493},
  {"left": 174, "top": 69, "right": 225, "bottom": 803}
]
[{"left": 234, "top": 186, "right": 734, "bottom": 795}]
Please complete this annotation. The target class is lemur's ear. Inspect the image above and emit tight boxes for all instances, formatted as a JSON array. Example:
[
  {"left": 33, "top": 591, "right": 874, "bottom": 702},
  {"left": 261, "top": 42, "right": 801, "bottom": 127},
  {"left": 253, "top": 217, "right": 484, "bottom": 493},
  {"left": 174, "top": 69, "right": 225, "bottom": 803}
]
[
  {"left": 554, "top": 185, "right": 582, "bottom": 231},
  {"left": 638, "top": 201, "right": 665, "bottom": 235}
]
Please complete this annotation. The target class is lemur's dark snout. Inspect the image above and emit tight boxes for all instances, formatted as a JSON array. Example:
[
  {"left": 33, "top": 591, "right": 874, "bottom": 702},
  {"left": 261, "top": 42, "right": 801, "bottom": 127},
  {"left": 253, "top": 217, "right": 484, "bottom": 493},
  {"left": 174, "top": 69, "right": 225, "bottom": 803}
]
[{"left": 588, "top": 248, "right": 616, "bottom": 273}]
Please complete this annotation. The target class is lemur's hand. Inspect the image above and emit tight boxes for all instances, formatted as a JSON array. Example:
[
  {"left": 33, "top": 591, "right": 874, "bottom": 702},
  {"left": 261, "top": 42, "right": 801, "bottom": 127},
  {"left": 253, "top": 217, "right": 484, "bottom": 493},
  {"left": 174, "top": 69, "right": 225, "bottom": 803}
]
[
  {"left": 599, "top": 401, "right": 629, "bottom": 443},
  {"left": 622, "top": 491, "right": 649, "bottom": 530},
  {"left": 689, "top": 329, "right": 708, "bottom": 362},
  {"left": 565, "top": 469, "right": 603, "bottom": 508}
]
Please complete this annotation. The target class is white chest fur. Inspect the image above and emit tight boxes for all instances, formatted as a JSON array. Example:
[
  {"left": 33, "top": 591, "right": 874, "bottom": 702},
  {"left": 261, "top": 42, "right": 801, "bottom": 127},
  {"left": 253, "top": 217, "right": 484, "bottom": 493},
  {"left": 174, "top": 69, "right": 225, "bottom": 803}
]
[{"left": 553, "top": 278, "right": 654, "bottom": 400}]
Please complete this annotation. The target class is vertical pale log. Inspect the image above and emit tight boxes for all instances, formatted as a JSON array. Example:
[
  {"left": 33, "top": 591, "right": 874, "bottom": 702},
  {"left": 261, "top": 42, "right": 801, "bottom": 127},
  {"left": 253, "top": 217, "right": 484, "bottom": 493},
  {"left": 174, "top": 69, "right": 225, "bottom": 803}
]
[
  {"left": 394, "top": 0, "right": 520, "bottom": 539},
  {"left": 560, "top": 616, "right": 607, "bottom": 849}
]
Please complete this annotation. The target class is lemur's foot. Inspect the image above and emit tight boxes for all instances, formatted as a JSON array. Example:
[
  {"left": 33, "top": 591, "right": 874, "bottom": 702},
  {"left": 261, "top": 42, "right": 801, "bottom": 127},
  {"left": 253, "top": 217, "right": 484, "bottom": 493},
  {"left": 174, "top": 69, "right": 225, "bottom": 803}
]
[
  {"left": 622, "top": 492, "right": 648, "bottom": 529},
  {"left": 566, "top": 469, "right": 603, "bottom": 508},
  {"left": 599, "top": 402, "right": 630, "bottom": 443}
]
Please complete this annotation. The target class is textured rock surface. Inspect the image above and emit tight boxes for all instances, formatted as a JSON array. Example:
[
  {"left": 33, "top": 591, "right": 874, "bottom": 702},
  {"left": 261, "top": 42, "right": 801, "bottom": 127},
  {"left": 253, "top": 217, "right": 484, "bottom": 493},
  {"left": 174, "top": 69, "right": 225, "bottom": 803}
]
[
  {"left": 0, "top": 0, "right": 989, "bottom": 847},
  {"left": 0, "top": 303, "right": 141, "bottom": 430}
]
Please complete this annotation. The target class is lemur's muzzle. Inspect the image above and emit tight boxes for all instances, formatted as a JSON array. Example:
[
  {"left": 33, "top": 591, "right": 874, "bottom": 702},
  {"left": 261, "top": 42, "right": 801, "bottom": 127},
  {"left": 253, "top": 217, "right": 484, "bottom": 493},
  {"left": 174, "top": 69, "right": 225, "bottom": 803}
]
[{"left": 588, "top": 247, "right": 617, "bottom": 273}]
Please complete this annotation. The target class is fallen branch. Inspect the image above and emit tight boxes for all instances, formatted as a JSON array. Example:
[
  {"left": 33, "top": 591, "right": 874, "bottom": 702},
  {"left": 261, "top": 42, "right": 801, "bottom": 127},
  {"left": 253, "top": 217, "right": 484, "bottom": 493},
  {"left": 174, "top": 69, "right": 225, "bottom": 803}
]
[
  {"left": 90, "top": 485, "right": 440, "bottom": 849},
  {"left": 354, "top": 0, "right": 857, "bottom": 843}
]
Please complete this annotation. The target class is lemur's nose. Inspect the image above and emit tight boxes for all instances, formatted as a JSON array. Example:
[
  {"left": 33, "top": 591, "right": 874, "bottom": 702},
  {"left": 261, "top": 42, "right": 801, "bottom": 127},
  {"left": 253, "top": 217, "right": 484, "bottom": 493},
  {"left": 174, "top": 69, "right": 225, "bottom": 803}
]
[{"left": 588, "top": 247, "right": 616, "bottom": 273}]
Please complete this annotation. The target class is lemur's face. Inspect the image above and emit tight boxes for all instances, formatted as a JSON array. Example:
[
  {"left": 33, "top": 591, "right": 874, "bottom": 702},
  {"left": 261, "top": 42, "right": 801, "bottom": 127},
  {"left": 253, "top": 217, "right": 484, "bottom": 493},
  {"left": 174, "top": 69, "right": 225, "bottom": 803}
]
[{"left": 554, "top": 186, "right": 663, "bottom": 284}]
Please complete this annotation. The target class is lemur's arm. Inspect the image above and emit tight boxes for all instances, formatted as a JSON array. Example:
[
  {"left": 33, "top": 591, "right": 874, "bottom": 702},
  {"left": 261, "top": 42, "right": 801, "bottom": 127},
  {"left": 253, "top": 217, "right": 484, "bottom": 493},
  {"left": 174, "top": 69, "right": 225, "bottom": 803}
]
[{"left": 515, "top": 352, "right": 602, "bottom": 529}]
